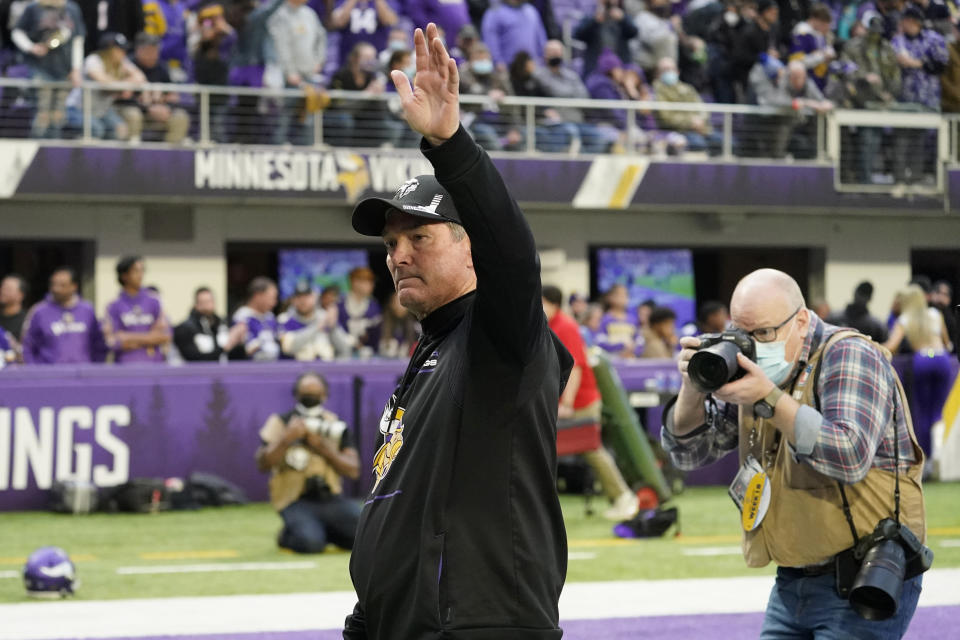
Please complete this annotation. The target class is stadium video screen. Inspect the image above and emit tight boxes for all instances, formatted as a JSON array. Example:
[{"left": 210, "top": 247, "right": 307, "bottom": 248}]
[
  {"left": 277, "top": 248, "right": 370, "bottom": 299},
  {"left": 594, "top": 248, "right": 696, "bottom": 327}
]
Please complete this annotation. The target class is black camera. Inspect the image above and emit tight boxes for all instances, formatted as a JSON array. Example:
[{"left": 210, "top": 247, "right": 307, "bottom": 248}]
[
  {"left": 837, "top": 518, "right": 934, "bottom": 621},
  {"left": 687, "top": 329, "right": 756, "bottom": 393}
]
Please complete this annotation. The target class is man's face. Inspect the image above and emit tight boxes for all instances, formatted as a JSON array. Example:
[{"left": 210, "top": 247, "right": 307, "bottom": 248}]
[
  {"left": 705, "top": 309, "right": 729, "bottom": 332},
  {"left": 0, "top": 277, "right": 22, "bottom": 306},
  {"left": 731, "top": 296, "right": 809, "bottom": 366},
  {"left": 541, "top": 298, "right": 558, "bottom": 320},
  {"left": 122, "top": 261, "right": 145, "bottom": 290},
  {"left": 933, "top": 284, "right": 952, "bottom": 306},
  {"left": 383, "top": 212, "right": 475, "bottom": 320},
  {"left": 293, "top": 291, "right": 317, "bottom": 315},
  {"left": 296, "top": 375, "right": 328, "bottom": 404},
  {"left": 811, "top": 18, "right": 830, "bottom": 35},
  {"left": 195, "top": 291, "right": 216, "bottom": 316},
  {"left": 788, "top": 67, "right": 807, "bottom": 92},
  {"left": 902, "top": 17, "right": 921, "bottom": 37},
  {"left": 762, "top": 6, "right": 779, "bottom": 23},
  {"left": 50, "top": 271, "right": 76, "bottom": 305},
  {"left": 607, "top": 285, "right": 629, "bottom": 311},
  {"left": 320, "top": 290, "right": 339, "bottom": 309},
  {"left": 350, "top": 276, "right": 374, "bottom": 298},
  {"left": 544, "top": 40, "right": 564, "bottom": 62},
  {"left": 253, "top": 286, "right": 278, "bottom": 312},
  {"left": 652, "top": 318, "right": 675, "bottom": 341},
  {"left": 136, "top": 44, "right": 159, "bottom": 68}
]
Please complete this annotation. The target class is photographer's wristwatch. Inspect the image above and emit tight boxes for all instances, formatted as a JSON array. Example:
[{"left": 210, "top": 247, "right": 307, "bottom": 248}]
[{"left": 754, "top": 387, "right": 784, "bottom": 419}]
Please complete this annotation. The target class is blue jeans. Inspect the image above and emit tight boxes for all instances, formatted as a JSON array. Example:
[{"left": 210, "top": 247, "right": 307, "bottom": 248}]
[
  {"left": 279, "top": 494, "right": 361, "bottom": 553},
  {"left": 761, "top": 568, "right": 922, "bottom": 639}
]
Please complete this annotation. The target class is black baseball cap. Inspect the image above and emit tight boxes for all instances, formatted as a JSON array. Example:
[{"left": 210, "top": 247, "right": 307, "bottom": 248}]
[
  {"left": 98, "top": 32, "right": 128, "bottom": 51},
  {"left": 352, "top": 175, "right": 462, "bottom": 236}
]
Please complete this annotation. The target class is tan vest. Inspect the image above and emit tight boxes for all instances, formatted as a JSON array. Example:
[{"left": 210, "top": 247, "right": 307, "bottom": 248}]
[
  {"left": 739, "top": 330, "right": 926, "bottom": 568},
  {"left": 261, "top": 411, "right": 345, "bottom": 512}
]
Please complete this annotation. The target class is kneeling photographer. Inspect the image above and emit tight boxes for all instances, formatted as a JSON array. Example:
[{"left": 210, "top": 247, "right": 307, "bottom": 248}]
[
  {"left": 662, "top": 268, "right": 931, "bottom": 638},
  {"left": 257, "top": 372, "right": 361, "bottom": 553}
]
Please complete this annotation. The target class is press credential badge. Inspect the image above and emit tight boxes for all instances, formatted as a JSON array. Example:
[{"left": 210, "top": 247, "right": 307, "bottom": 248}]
[{"left": 729, "top": 454, "right": 771, "bottom": 531}]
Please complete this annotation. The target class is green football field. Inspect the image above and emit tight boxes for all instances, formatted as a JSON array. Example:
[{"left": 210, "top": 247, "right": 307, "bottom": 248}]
[{"left": 3, "top": 483, "right": 959, "bottom": 603}]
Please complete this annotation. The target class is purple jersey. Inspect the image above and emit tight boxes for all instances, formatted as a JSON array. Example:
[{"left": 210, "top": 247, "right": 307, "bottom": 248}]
[
  {"left": 404, "top": 0, "right": 470, "bottom": 48},
  {"left": 335, "top": 0, "right": 399, "bottom": 63},
  {"left": 233, "top": 305, "right": 281, "bottom": 361},
  {"left": 338, "top": 295, "right": 382, "bottom": 351},
  {"left": 594, "top": 310, "right": 638, "bottom": 355},
  {"left": 0, "top": 329, "right": 12, "bottom": 368},
  {"left": 142, "top": 0, "right": 189, "bottom": 69},
  {"left": 106, "top": 290, "right": 167, "bottom": 364},
  {"left": 22, "top": 295, "right": 107, "bottom": 364}
]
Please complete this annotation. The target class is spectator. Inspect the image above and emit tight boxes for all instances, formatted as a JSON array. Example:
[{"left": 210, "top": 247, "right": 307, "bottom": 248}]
[
  {"left": 884, "top": 283, "right": 954, "bottom": 458},
  {"left": 705, "top": 0, "right": 752, "bottom": 103},
  {"left": 836, "top": 12, "right": 900, "bottom": 184},
  {"left": 328, "top": 42, "right": 399, "bottom": 147},
  {"left": 383, "top": 48, "right": 421, "bottom": 147},
  {"left": 697, "top": 300, "right": 730, "bottom": 333},
  {"left": 584, "top": 49, "right": 629, "bottom": 140},
  {"left": 12, "top": 0, "right": 86, "bottom": 138},
  {"left": 319, "top": 284, "right": 342, "bottom": 313},
  {"left": 173, "top": 286, "right": 247, "bottom": 361},
  {"left": 542, "top": 285, "right": 638, "bottom": 520},
  {"left": 377, "top": 26, "right": 410, "bottom": 68},
  {"left": 748, "top": 58, "right": 832, "bottom": 158},
  {"left": 941, "top": 18, "right": 960, "bottom": 113},
  {"left": 534, "top": 39, "right": 618, "bottom": 153},
  {"left": 913, "top": 0, "right": 953, "bottom": 38},
  {"left": 652, "top": 56, "right": 723, "bottom": 155},
  {"left": 379, "top": 291, "right": 419, "bottom": 358},
  {"left": 458, "top": 42, "right": 523, "bottom": 151},
  {"left": 568, "top": 292, "right": 589, "bottom": 324},
  {"left": 191, "top": 2, "right": 234, "bottom": 143},
  {"left": 572, "top": 0, "right": 637, "bottom": 79},
  {"left": 82, "top": 32, "right": 146, "bottom": 141},
  {"left": 266, "top": 0, "right": 326, "bottom": 146},
  {"left": 103, "top": 255, "right": 170, "bottom": 363},
  {"left": 891, "top": 6, "right": 947, "bottom": 190},
  {"left": 580, "top": 301, "right": 604, "bottom": 346},
  {"left": 0, "top": 274, "right": 28, "bottom": 340},
  {"left": 481, "top": 0, "right": 547, "bottom": 69},
  {"left": 337, "top": 266, "right": 381, "bottom": 356},
  {"left": 740, "top": 0, "right": 781, "bottom": 74},
  {"left": 788, "top": 3, "right": 835, "bottom": 92},
  {"left": 629, "top": 0, "right": 676, "bottom": 76},
  {"left": 619, "top": 62, "right": 671, "bottom": 153},
  {"left": 140, "top": 0, "right": 187, "bottom": 80},
  {"left": 278, "top": 280, "right": 352, "bottom": 361},
  {"left": 861, "top": 0, "right": 901, "bottom": 41},
  {"left": 20, "top": 267, "right": 106, "bottom": 364},
  {"left": 405, "top": 0, "right": 470, "bottom": 52},
  {"left": 639, "top": 305, "right": 677, "bottom": 358},
  {"left": 233, "top": 276, "right": 281, "bottom": 361},
  {"left": 0, "top": 328, "right": 14, "bottom": 368},
  {"left": 130, "top": 32, "right": 190, "bottom": 143},
  {"left": 256, "top": 371, "right": 361, "bottom": 553},
  {"left": 76, "top": 0, "right": 143, "bottom": 55},
  {"left": 329, "top": 0, "right": 398, "bottom": 69},
  {"left": 837, "top": 280, "right": 888, "bottom": 343},
  {"left": 449, "top": 22, "right": 480, "bottom": 64},
  {"left": 594, "top": 283, "right": 638, "bottom": 357}
]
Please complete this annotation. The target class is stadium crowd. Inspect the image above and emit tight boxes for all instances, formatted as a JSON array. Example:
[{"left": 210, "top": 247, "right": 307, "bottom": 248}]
[{"left": 0, "top": 0, "right": 958, "bottom": 162}]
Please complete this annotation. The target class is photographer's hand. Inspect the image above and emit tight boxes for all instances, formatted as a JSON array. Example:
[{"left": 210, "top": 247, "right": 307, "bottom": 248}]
[
  {"left": 715, "top": 354, "right": 801, "bottom": 445},
  {"left": 670, "top": 336, "right": 709, "bottom": 436},
  {"left": 304, "top": 433, "right": 361, "bottom": 480}
]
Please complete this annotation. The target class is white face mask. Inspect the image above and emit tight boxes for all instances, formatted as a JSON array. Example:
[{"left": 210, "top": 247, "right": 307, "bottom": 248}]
[
  {"left": 754, "top": 315, "right": 798, "bottom": 386},
  {"left": 724, "top": 10, "right": 740, "bottom": 26}
]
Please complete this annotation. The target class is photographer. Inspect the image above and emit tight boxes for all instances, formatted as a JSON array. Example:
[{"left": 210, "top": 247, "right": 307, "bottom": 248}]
[
  {"left": 256, "top": 372, "right": 361, "bottom": 553},
  {"left": 662, "top": 268, "right": 928, "bottom": 636}
]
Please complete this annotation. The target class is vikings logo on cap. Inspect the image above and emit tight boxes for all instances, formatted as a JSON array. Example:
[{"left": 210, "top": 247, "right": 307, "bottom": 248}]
[{"left": 395, "top": 178, "right": 420, "bottom": 199}]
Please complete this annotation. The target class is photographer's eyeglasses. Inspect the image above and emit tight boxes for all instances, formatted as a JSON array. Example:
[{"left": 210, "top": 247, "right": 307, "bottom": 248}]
[{"left": 742, "top": 305, "right": 802, "bottom": 343}]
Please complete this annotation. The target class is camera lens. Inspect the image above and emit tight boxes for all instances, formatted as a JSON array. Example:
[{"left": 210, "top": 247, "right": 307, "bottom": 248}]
[
  {"left": 688, "top": 341, "right": 742, "bottom": 393},
  {"left": 849, "top": 540, "right": 906, "bottom": 621}
]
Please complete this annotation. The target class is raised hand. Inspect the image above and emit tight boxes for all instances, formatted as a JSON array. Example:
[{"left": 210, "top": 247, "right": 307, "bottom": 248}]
[{"left": 390, "top": 23, "right": 460, "bottom": 147}]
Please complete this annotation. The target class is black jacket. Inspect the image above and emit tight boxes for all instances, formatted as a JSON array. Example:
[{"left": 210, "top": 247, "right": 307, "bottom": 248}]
[
  {"left": 345, "top": 126, "right": 573, "bottom": 639},
  {"left": 173, "top": 310, "right": 224, "bottom": 362}
]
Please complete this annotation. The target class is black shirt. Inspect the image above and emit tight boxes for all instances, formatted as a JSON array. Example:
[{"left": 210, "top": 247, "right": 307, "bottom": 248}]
[
  {"left": 0, "top": 309, "right": 27, "bottom": 341},
  {"left": 345, "top": 126, "right": 573, "bottom": 639},
  {"left": 174, "top": 310, "right": 225, "bottom": 362}
]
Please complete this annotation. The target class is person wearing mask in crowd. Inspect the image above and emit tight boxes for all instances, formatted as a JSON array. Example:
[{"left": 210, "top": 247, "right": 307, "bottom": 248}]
[
  {"left": 836, "top": 12, "right": 900, "bottom": 184},
  {"left": 266, "top": 0, "right": 326, "bottom": 145},
  {"left": 384, "top": 48, "right": 422, "bottom": 148},
  {"left": 130, "top": 31, "right": 190, "bottom": 143},
  {"left": 594, "top": 283, "right": 638, "bottom": 357},
  {"left": 884, "top": 283, "right": 954, "bottom": 459},
  {"left": 233, "top": 276, "right": 281, "bottom": 361},
  {"left": 640, "top": 305, "right": 678, "bottom": 358},
  {"left": 377, "top": 27, "right": 409, "bottom": 68},
  {"left": 344, "top": 26, "right": 573, "bottom": 634},
  {"left": 378, "top": 291, "right": 419, "bottom": 358},
  {"left": 572, "top": 0, "right": 637, "bottom": 79},
  {"left": 543, "top": 285, "right": 639, "bottom": 520},
  {"left": 664, "top": 268, "right": 927, "bottom": 636},
  {"left": 329, "top": 0, "right": 398, "bottom": 69},
  {"left": 12, "top": 0, "right": 86, "bottom": 138},
  {"left": 328, "top": 42, "right": 399, "bottom": 147},
  {"left": 103, "top": 255, "right": 170, "bottom": 363},
  {"left": 82, "top": 32, "right": 146, "bottom": 141},
  {"left": 630, "top": 0, "right": 678, "bottom": 78},
  {"left": 740, "top": 0, "right": 781, "bottom": 75},
  {"left": 697, "top": 300, "right": 730, "bottom": 334},
  {"left": 788, "top": 3, "right": 834, "bottom": 92},
  {"left": 278, "top": 280, "right": 352, "bottom": 361},
  {"left": 481, "top": 0, "right": 547, "bottom": 69},
  {"left": 174, "top": 286, "right": 247, "bottom": 362},
  {"left": 931, "top": 280, "right": 957, "bottom": 354},
  {"left": 706, "top": 0, "right": 752, "bottom": 103},
  {"left": 21, "top": 266, "right": 106, "bottom": 364},
  {"left": 0, "top": 274, "right": 28, "bottom": 341},
  {"left": 749, "top": 58, "right": 832, "bottom": 158},
  {"left": 458, "top": 42, "right": 523, "bottom": 151},
  {"left": 653, "top": 56, "right": 723, "bottom": 155},
  {"left": 891, "top": 5, "right": 947, "bottom": 192},
  {"left": 337, "top": 266, "right": 381, "bottom": 356},
  {"left": 257, "top": 371, "right": 361, "bottom": 553},
  {"left": 837, "top": 280, "right": 887, "bottom": 343},
  {"left": 448, "top": 22, "right": 478, "bottom": 64}
]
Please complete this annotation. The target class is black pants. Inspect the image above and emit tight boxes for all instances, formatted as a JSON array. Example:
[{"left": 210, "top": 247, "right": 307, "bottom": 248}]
[{"left": 279, "top": 494, "right": 361, "bottom": 553}]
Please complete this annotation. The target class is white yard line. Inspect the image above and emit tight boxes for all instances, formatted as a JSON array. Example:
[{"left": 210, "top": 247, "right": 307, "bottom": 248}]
[
  {"left": 116, "top": 561, "right": 317, "bottom": 575},
  {"left": 681, "top": 546, "right": 743, "bottom": 556},
  {"left": 1, "top": 569, "right": 958, "bottom": 640}
]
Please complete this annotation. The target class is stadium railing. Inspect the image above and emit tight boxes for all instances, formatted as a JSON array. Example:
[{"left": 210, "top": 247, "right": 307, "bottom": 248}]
[{"left": 0, "top": 77, "right": 952, "bottom": 195}]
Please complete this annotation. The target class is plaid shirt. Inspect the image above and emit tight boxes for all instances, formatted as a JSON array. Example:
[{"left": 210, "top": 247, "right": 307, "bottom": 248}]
[{"left": 661, "top": 313, "right": 916, "bottom": 484}]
